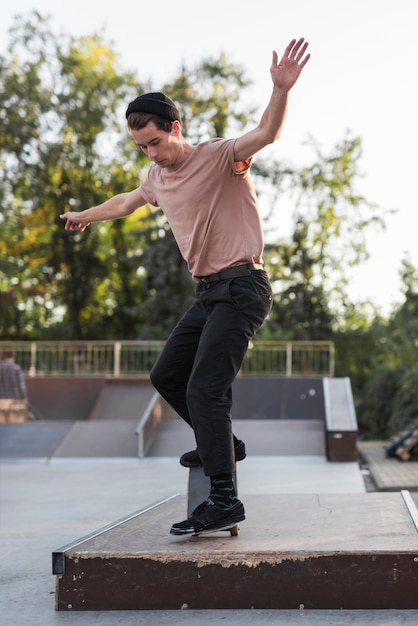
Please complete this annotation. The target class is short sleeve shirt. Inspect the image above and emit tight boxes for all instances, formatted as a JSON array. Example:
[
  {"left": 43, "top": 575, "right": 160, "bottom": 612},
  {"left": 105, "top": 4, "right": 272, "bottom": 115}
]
[{"left": 139, "top": 138, "right": 264, "bottom": 279}]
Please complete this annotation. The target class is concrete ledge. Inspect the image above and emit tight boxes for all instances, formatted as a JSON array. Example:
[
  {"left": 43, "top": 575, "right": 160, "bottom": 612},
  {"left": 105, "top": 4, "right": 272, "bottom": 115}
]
[{"left": 54, "top": 492, "right": 418, "bottom": 611}]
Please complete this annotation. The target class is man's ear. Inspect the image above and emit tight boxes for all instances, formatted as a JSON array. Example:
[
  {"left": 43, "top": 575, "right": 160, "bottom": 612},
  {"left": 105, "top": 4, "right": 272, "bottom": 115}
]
[{"left": 171, "top": 120, "right": 181, "bottom": 136}]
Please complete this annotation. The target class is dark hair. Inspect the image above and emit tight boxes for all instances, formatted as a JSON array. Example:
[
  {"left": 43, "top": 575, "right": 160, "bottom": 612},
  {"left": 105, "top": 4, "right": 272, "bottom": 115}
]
[
  {"left": 127, "top": 112, "right": 173, "bottom": 133},
  {"left": 1, "top": 349, "right": 14, "bottom": 360}
]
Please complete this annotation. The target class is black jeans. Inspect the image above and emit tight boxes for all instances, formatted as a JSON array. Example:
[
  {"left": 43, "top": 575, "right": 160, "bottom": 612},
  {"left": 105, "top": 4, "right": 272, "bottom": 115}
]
[{"left": 150, "top": 270, "right": 273, "bottom": 476}]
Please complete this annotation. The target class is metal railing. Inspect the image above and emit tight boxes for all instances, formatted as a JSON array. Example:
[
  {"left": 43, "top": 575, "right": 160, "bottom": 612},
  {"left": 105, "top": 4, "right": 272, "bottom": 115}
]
[{"left": 0, "top": 340, "right": 335, "bottom": 377}]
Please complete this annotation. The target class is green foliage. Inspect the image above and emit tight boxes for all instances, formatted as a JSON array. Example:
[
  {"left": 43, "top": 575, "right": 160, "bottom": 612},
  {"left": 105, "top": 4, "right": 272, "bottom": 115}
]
[
  {"left": 334, "top": 262, "right": 418, "bottom": 439},
  {"left": 263, "top": 219, "right": 335, "bottom": 340},
  {"left": 288, "top": 137, "right": 383, "bottom": 304},
  {"left": 357, "top": 367, "right": 405, "bottom": 439},
  {"left": 384, "top": 258, "right": 418, "bottom": 368},
  {"left": 1, "top": 12, "right": 144, "bottom": 339},
  {"left": 260, "top": 136, "right": 385, "bottom": 341},
  {"left": 358, "top": 367, "right": 418, "bottom": 439},
  {"left": 392, "top": 369, "right": 418, "bottom": 432},
  {"left": 167, "top": 53, "right": 255, "bottom": 142},
  {"left": 133, "top": 219, "right": 196, "bottom": 339},
  {"left": 0, "top": 11, "right": 258, "bottom": 341}
]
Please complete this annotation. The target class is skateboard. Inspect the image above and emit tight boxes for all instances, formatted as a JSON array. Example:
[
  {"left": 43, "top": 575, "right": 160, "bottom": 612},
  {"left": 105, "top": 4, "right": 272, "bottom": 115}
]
[{"left": 187, "top": 464, "right": 240, "bottom": 536}]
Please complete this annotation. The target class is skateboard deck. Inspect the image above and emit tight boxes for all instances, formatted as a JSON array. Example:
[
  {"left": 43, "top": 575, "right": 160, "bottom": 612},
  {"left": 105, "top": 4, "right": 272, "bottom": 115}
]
[{"left": 187, "top": 464, "right": 239, "bottom": 536}]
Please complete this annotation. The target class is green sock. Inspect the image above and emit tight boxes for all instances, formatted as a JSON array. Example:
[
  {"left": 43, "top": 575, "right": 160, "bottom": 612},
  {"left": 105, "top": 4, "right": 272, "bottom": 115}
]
[{"left": 209, "top": 474, "right": 237, "bottom": 508}]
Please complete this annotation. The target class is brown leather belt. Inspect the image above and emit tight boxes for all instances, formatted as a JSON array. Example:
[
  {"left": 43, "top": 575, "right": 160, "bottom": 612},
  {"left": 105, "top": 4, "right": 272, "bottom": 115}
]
[{"left": 200, "top": 263, "right": 263, "bottom": 284}]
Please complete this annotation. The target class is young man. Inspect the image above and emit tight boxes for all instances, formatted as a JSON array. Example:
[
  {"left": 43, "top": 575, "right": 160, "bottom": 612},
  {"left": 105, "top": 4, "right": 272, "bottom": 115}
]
[{"left": 60, "top": 37, "right": 310, "bottom": 535}]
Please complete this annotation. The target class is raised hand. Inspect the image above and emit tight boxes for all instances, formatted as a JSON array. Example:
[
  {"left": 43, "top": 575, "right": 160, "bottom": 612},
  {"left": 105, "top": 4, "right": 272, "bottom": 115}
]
[{"left": 270, "top": 38, "right": 310, "bottom": 91}]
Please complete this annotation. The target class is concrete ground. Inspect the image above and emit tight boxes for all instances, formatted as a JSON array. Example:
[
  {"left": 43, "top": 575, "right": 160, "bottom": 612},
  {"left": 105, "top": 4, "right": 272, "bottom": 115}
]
[{"left": 1, "top": 455, "right": 418, "bottom": 626}]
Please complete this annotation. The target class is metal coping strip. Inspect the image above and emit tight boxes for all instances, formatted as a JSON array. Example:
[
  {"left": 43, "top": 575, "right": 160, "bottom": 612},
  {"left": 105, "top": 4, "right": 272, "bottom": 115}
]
[
  {"left": 322, "top": 377, "right": 332, "bottom": 432},
  {"left": 51, "top": 493, "right": 180, "bottom": 575},
  {"left": 323, "top": 377, "right": 358, "bottom": 432},
  {"left": 401, "top": 490, "right": 418, "bottom": 534}
]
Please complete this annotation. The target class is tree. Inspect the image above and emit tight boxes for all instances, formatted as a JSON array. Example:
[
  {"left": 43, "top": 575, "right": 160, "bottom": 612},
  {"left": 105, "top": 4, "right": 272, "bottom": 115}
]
[
  {"left": 260, "top": 136, "right": 385, "bottom": 339},
  {"left": 385, "top": 258, "right": 418, "bottom": 369},
  {"left": 263, "top": 218, "right": 335, "bottom": 340},
  {"left": 333, "top": 259, "right": 418, "bottom": 438},
  {"left": 293, "top": 136, "right": 384, "bottom": 295},
  {"left": 0, "top": 12, "right": 257, "bottom": 340},
  {"left": 0, "top": 12, "right": 146, "bottom": 339},
  {"left": 167, "top": 53, "right": 255, "bottom": 142}
]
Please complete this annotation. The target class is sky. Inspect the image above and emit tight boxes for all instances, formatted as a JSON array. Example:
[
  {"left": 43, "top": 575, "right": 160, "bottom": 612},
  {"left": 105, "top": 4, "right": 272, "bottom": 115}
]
[{"left": 1, "top": 0, "right": 417, "bottom": 315}]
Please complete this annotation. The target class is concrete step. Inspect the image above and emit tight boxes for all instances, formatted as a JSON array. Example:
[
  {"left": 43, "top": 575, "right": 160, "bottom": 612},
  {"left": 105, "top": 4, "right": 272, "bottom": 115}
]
[{"left": 53, "top": 491, "right": 418, "bottom": 611}]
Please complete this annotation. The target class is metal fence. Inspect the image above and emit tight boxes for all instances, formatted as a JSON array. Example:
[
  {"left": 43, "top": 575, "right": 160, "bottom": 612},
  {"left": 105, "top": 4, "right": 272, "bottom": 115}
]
[{"left": 0, "top": 340, "right": 335, "bottom": 377}]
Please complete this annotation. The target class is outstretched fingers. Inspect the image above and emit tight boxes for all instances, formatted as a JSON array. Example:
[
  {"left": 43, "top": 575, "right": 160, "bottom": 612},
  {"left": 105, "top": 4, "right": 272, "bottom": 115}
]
[
  {"left": 288, "top": 38, "right": 310, "bottom": 65},
  {"left": 283, "top": 38, "right": 298, "bottom": 57}
]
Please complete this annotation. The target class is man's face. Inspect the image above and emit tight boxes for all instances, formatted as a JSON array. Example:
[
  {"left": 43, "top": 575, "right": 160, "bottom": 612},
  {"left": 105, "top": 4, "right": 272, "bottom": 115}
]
[{"left": 129, "top": 121, "right": 181, "bottom": 169}]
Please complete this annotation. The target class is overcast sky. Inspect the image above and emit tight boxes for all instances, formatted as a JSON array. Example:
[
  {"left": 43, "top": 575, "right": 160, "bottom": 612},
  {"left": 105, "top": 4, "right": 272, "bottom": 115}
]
[{"left": 1, "top": 0, "right": 417, "bottom": 314}]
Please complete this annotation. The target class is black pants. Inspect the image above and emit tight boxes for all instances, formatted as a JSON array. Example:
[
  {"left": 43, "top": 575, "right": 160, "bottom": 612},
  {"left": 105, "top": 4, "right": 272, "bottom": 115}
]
[{"left": 150, "top": 270, "right": 273, "bottom": 476}]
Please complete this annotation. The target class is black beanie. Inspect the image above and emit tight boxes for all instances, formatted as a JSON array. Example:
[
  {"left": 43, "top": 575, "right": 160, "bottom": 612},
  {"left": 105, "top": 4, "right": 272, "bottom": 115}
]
[{"left": 125, "top": 92, "right": 180, "bottom": 121}]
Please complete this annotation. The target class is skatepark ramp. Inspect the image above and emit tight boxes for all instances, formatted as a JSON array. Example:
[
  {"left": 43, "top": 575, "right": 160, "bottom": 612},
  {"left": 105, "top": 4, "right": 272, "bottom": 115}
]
[
  {"left": 0, "top": 375, "right": 357, "bottom": 461},
  {"left": 50, "top": 383, "right": 161, "bottom": 458},
  {"left": 0, "top": 383, "right": 162, "bottom": 460},
  {"left": 146, "top": 376, "right": 358, "bottom": 462}
]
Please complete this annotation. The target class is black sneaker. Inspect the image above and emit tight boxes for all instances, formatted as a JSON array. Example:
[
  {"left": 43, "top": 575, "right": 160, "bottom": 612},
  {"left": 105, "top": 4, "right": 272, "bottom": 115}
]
[
  {"left": 179, "top": 439, "right": 246, "bottom": 468},
  {"left": 170, "top": 498, "right": 245, "bottom": 536}
]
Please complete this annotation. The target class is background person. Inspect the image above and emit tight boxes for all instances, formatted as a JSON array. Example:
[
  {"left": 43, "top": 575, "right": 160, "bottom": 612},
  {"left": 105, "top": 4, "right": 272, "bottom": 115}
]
[{"left": 0, "top": 349, "right": 28, "bottom": 422}]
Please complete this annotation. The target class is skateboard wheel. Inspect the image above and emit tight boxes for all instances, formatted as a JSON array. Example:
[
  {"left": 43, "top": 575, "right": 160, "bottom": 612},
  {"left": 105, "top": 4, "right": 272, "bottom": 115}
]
[{"left": 230, "top": 525, "right": 239, "bottom": 536}]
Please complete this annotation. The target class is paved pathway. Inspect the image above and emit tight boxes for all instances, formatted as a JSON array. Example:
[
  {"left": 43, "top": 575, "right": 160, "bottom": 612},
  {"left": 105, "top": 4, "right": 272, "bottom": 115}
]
[{"left": 357, "top": 440, "right": 418, "bottom": 500}]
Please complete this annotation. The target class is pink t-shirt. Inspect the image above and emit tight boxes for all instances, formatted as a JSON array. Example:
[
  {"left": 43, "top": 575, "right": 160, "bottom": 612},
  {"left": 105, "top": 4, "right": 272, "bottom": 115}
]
[{"left": 139, "top": 138, "right": 264, "bottom": 279}]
